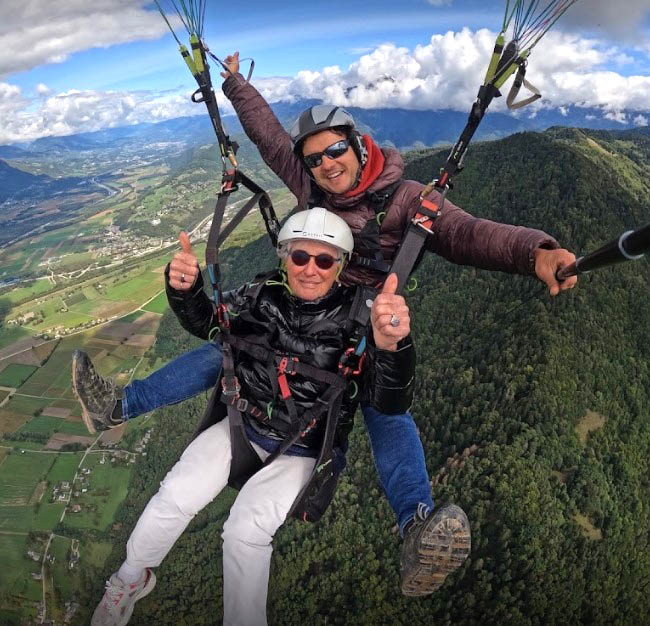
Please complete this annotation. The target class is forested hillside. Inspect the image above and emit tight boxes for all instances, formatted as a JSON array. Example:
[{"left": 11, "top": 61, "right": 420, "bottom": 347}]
[{"left": 73, "top": 127, "right": 649, "bottom": 624}]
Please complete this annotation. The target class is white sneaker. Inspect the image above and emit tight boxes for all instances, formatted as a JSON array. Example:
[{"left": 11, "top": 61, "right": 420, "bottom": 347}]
[{"left": 91, "top": 569, "right": 156, "bottom": 625}]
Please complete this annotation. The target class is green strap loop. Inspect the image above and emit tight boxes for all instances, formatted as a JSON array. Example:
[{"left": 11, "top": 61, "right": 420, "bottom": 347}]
[
  {"left": 405, "top": 276, "right": 418, "bottom": 293},
  {"left": 376, "top": 211, "right": 386, "bottom": 225}
]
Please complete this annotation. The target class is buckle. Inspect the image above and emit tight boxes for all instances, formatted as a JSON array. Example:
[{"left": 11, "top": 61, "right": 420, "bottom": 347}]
[
  {"left": 221, "top": 375, "right": 241, "bottom": 396},
  {"left": 300, "top": 418, "right": 317, "bottom": 438},
  {"left": 221, "top": 169, "right": 238, "bottom": 193},
  {"left": 277, "top": 355, "right": 299, "bottom": 375},
  {"left": 217, "top": 303, "right": 230, "bottom": 329},
  {"left": 235, "top": 397, "right": 248, "bottom": 412},
  {"left": 339, "top": 347, "right": 365, "bottom": 377}
]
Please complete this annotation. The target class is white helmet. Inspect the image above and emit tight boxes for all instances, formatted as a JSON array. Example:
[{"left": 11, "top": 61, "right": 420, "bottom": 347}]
[{"left": 277, "top": 207, "right": 354, "bottom": 258}]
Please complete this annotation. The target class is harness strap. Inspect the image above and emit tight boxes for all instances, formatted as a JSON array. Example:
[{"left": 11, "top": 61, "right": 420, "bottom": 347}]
[
  {"left": 225, "top": 335, "right": 347, "bottom": 388},
  {"left": 288, "top": 387, "right": 345, "bottom": 522},
  {"left": 206, "top": 170, "right": 280, "bottom": 268},
  {"left": 225, "top": 383, "right": 341, "bottom": 490},
  {"left": 260, "top": 385, "right": 342, "bottom": 466},
  {"left": 307, "top": 179, "right": 401, "bottom": 275},
  {"left": 506, "top": 62, "right": 542, "bottom": 110},
  {"left": 389, "top": 220, "right": 433, "bottom": 294}
]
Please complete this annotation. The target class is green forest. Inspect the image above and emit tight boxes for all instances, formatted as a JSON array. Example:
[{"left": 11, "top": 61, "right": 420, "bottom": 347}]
[{"left": 72, "top": 126, "right": 650, "bottom": 624}]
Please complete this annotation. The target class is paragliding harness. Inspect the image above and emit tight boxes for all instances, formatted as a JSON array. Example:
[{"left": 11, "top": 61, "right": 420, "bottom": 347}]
[
  {"left": 307, "top": 178, "right": 403, "bottom": 276},
  {"left": 210, "top": 278, "right": 375, "bottom": 522}
]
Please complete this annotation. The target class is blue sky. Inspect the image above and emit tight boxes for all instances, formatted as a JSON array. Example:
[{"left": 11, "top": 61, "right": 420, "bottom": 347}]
[{"left": 1, "top": 0, "right": 649, "bottom": 143}]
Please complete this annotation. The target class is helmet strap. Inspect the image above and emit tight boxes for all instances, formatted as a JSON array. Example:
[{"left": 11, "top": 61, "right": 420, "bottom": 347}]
[{"left": 349, "top": 131, "right": 368, "bottom": 167}]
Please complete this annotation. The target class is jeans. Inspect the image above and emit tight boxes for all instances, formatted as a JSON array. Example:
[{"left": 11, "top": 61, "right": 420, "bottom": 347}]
[{"left": 123, "top": 342, "right": 433, "bottom": 532}]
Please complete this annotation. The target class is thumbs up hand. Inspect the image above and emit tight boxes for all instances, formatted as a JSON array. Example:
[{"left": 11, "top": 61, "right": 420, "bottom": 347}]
[
  {"left": 169, "top": 231, "right": 200, "bottom": 291},
  {"left": 370, "top": 273, "right": 410, "bottom": 351}
]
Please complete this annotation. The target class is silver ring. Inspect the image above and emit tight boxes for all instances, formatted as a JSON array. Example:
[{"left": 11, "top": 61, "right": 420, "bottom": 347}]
[
  {"left": 389, "top": 314, "right": 400, "bottom": 327},
  {"left": 180, "top": 273, "right": 186, "bottom": 283}
]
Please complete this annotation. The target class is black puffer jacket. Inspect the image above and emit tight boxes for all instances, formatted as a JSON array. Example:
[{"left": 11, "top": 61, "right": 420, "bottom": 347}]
[{"left": 166, "top": 269, "right": 415, "bottom": 452}]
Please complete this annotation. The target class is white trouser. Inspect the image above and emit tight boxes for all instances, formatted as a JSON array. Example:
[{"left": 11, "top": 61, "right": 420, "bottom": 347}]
[{"left": 123, "top": 417, "right": 315, "bottom": 626}]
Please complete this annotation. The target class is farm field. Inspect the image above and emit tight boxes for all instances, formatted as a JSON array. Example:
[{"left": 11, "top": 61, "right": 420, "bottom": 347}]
[
  {"left": 16, "top": 416, "right": 88, "bottom": 439},
  {"left": 142, "top": 290, "right": 168, "bottom": 313},
  {"left": 0, "top": 325, "right": 31, "bottom": 351},
  {"left": 0, "top": 452, "right": 55, "bottom": 506},
  {"left": 62, "top": 453, "right": 134, "bottom": 532},
  {"left": 44, "top": 453, "right": 84, "bottom": 484},
  {"left": 0, "top": 364, "right": 38, "bottom": 387},
  {"left": 0, "top": 163, "right": 282, "bottom": 623},
  {"left": 0, "top": 534, "right": 42, "bottom": 606}
]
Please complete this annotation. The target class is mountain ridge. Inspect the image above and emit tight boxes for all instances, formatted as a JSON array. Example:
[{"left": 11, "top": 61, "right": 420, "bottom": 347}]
[
  {"left": 2, "top": 102, "right": 648, "bottom": 154},
  {"left": 82, "top": 127, "right": 650, "bottom": 624}
]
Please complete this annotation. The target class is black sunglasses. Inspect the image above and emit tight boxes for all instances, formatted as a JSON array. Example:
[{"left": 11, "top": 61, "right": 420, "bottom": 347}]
[
  {"left": 302, "top": 139, "right": 350, "bottom": 169},
  {"left": 290, "top": 249, "right": 340, "bottom": 270}
]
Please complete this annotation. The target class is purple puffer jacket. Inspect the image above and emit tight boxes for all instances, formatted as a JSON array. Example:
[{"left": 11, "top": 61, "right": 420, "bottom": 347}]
[{"left": 223, "top": 74, "right": 559, "bottom": 287}]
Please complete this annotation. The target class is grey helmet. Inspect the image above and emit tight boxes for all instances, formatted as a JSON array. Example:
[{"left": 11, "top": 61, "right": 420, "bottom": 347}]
[
  {"left": 277, "top": 207, "right": 354, "bottom": 259},
  {"left": 289, "top": 105, "right": 368, "bottom": 166}
]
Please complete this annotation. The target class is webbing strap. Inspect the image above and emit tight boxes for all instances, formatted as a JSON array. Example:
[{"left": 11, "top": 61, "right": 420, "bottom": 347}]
[
  {"left": 225, "top": 335, "right": 349, "bottom": 389},
  {"left": 287, "top": 388, "right": 345, "bottom": 521},
  {"left": 259, "top": 384, "right": 342, "bottom": 466},
  {"left": 506, "top": 63, "right": 542, "bottom": 110},
  {"left": 389, "top": 223, "right": 431, "bottom": 294},
  {"left": 205, "top": 170, "right": 280, "bottom": 267}
]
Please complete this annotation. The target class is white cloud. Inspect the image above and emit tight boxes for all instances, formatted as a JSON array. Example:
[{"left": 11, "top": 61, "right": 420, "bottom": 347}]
[
  {"left": 252, "top": 29, "right": 650, "bottom": 117},
  {"left": 604, "top": 110, "right": 628, "bottom": 125},
  {"left": 0, "top": 1, "right": 173, "bottom": 78},
  {"left": 633, "top": 115, "right": 648, "bottom": 127},
  {"left": 36, "top": 83, "right": 51, "bottom": 96},
  {"left": 2, "top": 25, "right": 649, "bottom": 144},
  {"left": 0, "top": 83, "right": 208, "bottom": 144},
  {"left": 427, "top": 0, "right": 453, "bottom": 5}
]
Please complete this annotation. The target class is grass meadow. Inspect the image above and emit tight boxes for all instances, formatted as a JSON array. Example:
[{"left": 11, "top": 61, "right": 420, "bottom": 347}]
[
  {"left": 49, "top": 535, "right": 78, "bottom": 600},
  {"left": 0, "top": 534, "right": 42, "bottom": 604},
  {"left": 142, "top": 290, "right": 168, "bottom": 314},
  {"left": 0, "top": 452, "right": 55, "bottom": 505},
  {"left": 0, "top": 364, "right": 39, "bottom": 388},
  {"left": 47, "top": 454, "right": 84, "bottom": 484},
  {"left": 16, "top": 416, "right": 88, "bottom": 439},
  {"left": 0, "top": 325, "right": 31, "bottom": 352},
  {"left": 63, "top": 454, "right": 133, "bottom": 532}
]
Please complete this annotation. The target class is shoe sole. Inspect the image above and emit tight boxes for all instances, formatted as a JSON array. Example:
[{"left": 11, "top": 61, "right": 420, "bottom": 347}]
[
  {"left": 71, "top": 352, "right": 97, "bottom": 435},
  {"left": 402, "top": 504, "right": 471, "bottom": 597}
]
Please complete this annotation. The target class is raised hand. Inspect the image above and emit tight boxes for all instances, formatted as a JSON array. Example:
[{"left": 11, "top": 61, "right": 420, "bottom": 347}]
[
  {"left": 370, "top": 273, "right": 410, "bottom": 351},
  {"left": 168, "top": 232, "right": 199, "bottom": 291},
  {"left": 220, "top": 51, "right": 240, "bottom": 79}
]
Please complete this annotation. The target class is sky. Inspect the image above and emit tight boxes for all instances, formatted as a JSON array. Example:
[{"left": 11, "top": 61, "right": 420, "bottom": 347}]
[{"left": 0, "top": 0, "right": 649, "bottom": 144}]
